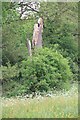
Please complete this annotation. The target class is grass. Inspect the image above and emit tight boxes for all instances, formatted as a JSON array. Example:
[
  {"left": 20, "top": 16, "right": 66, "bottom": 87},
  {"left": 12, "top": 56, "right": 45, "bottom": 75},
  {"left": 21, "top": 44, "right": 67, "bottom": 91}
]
[{"left": 2, "top": 84, "right": 78, "bottom": 118}]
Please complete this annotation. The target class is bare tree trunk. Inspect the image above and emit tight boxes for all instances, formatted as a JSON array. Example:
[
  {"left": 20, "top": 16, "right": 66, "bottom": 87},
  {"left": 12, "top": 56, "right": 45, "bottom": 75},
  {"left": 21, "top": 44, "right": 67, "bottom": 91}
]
[
  {"left": 32, "top": 17, "right": 43, "bottom": 48},
  {"left": 27, "top": 39, "right": 32, "bottom": 56}
]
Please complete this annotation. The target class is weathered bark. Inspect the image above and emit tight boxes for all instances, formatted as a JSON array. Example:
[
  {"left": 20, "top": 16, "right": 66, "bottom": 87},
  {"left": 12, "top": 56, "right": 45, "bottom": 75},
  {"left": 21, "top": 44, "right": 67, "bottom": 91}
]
[
  {"left": 27, "top": 39, "right": 32, "bottom": 56},
  {"left": 32, "top": 17, "right": 43, "bottom": 48}
]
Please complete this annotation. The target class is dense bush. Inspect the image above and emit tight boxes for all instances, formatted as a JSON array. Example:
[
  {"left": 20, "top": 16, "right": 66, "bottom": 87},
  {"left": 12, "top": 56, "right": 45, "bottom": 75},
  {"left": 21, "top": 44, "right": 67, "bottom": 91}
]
[
  {"left": 1, "top": 63, "right": 19, "bottom": 81},
  {"left": 49, "top": 44, "right": 78, "bottom": 81},
  {"left": 1, "top": 63, "right": 19, "bottom": 97},
  {"left": 19, "top": 48, "right": 73, "bottom": 93},
  {"left": 2, "top": 48, "right": 73, "bottom": 97}
]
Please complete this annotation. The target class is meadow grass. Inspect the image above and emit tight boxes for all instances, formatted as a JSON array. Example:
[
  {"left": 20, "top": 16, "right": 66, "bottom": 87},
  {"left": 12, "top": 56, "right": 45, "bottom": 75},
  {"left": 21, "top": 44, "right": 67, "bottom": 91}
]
[{"left": 2, "top": 91, "right": 78, "bottom": 118}]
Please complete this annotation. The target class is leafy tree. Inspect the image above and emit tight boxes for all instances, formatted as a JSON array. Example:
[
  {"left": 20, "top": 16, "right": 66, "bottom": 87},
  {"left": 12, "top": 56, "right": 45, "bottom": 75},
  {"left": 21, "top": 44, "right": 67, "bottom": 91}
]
[
  {"left": 2, "top": 18, "right": 35, "bottom": 65},
  {"left": 41, "top": 2, "right": 78, "bottom": 61}
]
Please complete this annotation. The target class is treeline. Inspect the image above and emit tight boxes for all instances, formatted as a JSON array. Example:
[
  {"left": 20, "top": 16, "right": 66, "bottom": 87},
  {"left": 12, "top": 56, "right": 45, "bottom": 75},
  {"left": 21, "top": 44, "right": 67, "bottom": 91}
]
[{"left": 1, "top": 2, "right": 78, "bottom": 97}]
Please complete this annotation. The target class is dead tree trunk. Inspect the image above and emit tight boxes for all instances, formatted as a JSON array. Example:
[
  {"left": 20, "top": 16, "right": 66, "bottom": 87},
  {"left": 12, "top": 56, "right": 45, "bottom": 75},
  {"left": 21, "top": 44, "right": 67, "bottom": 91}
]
[
  {"left": 26, "top": 17, "right": 43, "bottom": 56},
  {"left": 32, "top": 17, "right": 43, "bottom": 48},
  {"left": 27, "top": 39, "right": 32, "bottom": 56}
]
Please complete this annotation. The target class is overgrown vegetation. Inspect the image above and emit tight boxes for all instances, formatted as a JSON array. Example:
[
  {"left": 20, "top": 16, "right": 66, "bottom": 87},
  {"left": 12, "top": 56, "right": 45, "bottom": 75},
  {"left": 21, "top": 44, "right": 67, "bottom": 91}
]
[
  {"left": 1, "top": 2, "right": 78, "bottom": 97},
  {"left": 2, "top": 48, "right": 73, "bottom": 97}
]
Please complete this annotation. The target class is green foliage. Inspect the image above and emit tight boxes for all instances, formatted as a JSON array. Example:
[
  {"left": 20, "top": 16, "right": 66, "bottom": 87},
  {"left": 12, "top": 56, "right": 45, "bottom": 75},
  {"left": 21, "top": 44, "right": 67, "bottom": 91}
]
[
  {"left": 41, "top": 2, "right": 78, "bottom": 63},
  {"left": 19, "top": 48, "right": 73, "bottom": 93},
  {"left": 43, "top": 16, "right": 78, "bottom": 60},
  {"left": 2, "top": 2, "right": 19, "bottom": 24},
  {"left": 2, "top": 19, "right": 35, "bottom": 65},
  {"left": 2, "top": 48, "right": 73, "bottom": 97},
  {"left": 2, "top": 2, "right": 78, "bottom": 97},
  {"left": 1, "top": 63, "right": 18, "bottom": 81}
]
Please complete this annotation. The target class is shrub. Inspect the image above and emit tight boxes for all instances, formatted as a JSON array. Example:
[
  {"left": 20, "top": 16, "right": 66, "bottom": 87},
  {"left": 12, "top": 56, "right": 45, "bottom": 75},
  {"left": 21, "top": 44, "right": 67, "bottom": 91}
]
[
  {"left": 1, "top": 62, "right": 19, "bottom": 81},
  {"left": 2, "top": 48, "right": 73, "bottom": 97},
  {"left": 20, "top": 47, "right": 73, "bottom": 93}
]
